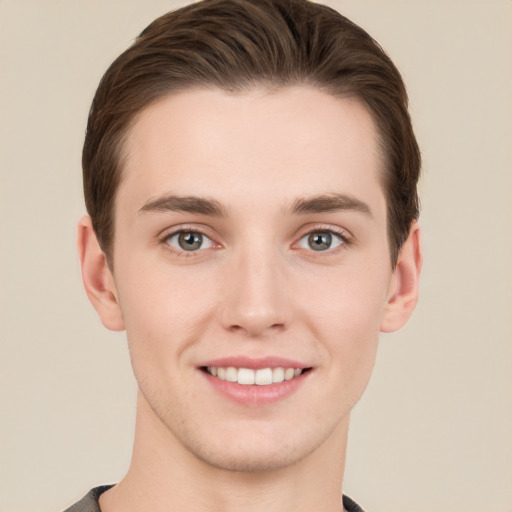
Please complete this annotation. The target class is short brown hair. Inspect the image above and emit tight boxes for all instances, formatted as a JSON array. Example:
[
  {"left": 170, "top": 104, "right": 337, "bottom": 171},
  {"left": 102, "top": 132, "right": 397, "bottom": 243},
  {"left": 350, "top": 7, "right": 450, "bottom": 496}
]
[{"left": 83, "top": 0, "right": 420, "bottom": 265}]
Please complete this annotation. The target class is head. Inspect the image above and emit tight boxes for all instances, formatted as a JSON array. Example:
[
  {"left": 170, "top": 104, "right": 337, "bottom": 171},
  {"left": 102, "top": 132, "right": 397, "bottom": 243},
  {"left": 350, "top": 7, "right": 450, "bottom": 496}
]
[
  {"left": 78, "top": 0, "right": 422, "bottom": 475},
  {"left": 83, "top": 0, "right": 420, "bottom": 269}
]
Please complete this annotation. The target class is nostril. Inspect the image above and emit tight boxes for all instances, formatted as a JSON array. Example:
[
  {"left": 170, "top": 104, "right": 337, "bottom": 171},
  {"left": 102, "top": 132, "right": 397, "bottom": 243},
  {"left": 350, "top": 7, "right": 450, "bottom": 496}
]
[{"left": 227, "top": 321, "right": 285, "bottom": 336}]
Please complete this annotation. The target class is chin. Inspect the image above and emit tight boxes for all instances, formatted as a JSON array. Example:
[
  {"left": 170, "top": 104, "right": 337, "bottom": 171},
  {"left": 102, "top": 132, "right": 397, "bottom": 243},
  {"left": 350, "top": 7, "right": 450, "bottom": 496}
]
[
  {"left": 176, "top": 417, "right": 342, "bottom": 475},
  {"left": 191, "top": 439, "right": 310, "bottom": 474}
]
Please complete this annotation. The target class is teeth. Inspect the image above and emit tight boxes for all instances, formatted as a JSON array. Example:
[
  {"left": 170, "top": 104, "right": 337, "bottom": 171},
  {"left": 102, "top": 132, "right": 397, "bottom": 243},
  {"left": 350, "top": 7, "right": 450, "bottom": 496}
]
[
  {"left": 255, "top": 368, "right": 272, "bottom": 385},
  {"left": 225, "top": 367, "right": 237, "bottom": 382},
  {"left": 284, "top": 368, "right": 295, "bottom": 381},
  {"left": 206, "top": 366, "right": 304, "bottom": 386},
  {"left": 272, "top": 367, "right": 284, "bottom": 383},
  {"left": 238, "top": 368, "right": 255, "bottom": 385}
]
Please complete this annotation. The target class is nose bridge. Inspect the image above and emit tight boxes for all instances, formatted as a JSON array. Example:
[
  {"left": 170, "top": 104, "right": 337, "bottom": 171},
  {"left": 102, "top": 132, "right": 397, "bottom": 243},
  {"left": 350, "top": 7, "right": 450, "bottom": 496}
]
[{"left": 221, "top": 236, "right": 287, "bottom": 336}]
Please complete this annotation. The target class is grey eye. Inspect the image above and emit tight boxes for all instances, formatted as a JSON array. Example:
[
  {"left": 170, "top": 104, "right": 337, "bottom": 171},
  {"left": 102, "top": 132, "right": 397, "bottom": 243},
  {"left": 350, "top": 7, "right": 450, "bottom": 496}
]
[
  {"left": 298, "top": 231, "right": 344, "bottom": 251},
  {"left": 167, "top": 231, "right": 213, "bottom": 252}
]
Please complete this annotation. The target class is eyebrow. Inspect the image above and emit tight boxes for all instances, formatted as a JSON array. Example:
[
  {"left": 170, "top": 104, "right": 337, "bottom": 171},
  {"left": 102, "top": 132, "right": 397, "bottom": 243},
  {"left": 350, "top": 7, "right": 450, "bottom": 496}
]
[
  {"left": 288, "top": 193, "right": 372, "bottom": 217},
  {"left": 139, "top": 195, "right": 227, "bottom": 217},
  {"left": 139, "top": 192, "right": 371, "bottom": 218}
]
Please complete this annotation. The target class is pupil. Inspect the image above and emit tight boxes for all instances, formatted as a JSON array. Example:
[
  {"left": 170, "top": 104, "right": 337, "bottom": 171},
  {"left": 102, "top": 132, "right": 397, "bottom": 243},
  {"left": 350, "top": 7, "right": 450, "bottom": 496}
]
[
  {"left": 179, "top": 232, "right": 202, "bottom": 251},
  {"left": 309, "top": 232, "right": 331, "bottom": 251}
]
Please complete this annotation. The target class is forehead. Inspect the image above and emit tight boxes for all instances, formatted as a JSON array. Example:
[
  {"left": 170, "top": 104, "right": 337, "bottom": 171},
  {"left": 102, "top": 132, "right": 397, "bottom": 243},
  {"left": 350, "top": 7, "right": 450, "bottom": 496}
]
[{"left": 119, "top": 86, "right": 386, "bottom": 216}]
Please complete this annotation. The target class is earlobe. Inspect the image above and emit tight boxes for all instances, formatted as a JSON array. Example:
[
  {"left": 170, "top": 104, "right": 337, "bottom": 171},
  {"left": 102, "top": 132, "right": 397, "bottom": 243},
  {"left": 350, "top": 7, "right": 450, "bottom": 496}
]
[
  {"left": 77, "top": 215, "right": 125, "bottom": 332},
  {"left": 380, "top": 222, "right": 422, "bottom": 333}
]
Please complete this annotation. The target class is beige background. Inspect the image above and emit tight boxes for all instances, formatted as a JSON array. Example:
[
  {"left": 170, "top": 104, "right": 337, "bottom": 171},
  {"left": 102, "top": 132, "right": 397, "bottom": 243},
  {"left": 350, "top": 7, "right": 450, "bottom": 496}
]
[{"left": 1, "top": 1, "right": 511, "bottom": 511}]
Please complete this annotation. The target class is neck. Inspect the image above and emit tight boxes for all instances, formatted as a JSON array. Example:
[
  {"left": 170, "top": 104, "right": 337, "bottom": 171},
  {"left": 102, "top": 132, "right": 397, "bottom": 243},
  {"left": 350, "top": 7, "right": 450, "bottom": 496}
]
[{"left": 100, "top": 392, "right": 349, "bottom": 512}]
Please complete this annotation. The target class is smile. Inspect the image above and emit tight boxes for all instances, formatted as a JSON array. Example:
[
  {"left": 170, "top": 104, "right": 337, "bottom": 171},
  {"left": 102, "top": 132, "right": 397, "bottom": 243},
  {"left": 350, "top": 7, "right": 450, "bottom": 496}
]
[
  {"left": 205, "top": 366, "right": 304, "bottom": 386},
  {"left": 200, "top": 360, "right": 312, "bottom": 407}
]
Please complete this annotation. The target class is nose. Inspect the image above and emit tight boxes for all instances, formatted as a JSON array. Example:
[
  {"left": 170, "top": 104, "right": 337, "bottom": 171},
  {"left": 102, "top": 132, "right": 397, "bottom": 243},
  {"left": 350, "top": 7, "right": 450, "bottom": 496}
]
[{"left": 220, "top": 244, "right": 288, "bottom": 337}]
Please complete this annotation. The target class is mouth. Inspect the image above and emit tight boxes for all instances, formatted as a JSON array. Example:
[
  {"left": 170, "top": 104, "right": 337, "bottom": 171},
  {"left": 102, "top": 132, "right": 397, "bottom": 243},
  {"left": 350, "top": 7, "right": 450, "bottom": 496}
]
[
  {"left": 201, "top": 366, "right": 312, "bottom": 386},
  {"left": 198, "top": 357, "right": 313, "bottom": 406}
]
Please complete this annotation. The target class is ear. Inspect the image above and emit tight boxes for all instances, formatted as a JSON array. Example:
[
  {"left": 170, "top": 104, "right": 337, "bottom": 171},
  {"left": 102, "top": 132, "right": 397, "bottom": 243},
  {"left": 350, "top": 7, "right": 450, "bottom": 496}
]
[
  {"left": 77, "top": 215, "right": 125, "bottom": 331},
  {"left": 380, "top": 221, "right": 422, "bottom": 333}
]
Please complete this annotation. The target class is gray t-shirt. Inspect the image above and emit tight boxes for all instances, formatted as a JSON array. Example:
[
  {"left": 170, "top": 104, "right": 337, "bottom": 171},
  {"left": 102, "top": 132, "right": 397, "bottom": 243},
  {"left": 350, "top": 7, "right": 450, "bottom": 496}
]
[{"left": 63, "top": 485, "right": 366, "bottom": 511}]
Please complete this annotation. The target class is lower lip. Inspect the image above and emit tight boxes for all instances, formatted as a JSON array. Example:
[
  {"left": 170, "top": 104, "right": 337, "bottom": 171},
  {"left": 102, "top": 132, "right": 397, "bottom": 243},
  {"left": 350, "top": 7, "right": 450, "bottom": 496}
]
[{"left": 200, "top": 369, "right": 311, "bottom": 407}]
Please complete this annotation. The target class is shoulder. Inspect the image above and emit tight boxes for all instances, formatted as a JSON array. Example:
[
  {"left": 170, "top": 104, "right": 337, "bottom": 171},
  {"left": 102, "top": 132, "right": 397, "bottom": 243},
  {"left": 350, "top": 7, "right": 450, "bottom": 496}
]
[
  {"left": 62, "top": 485, "right": 114, "bottom": 512},
  {"left": 343, "top": 494, "right": 366, "bottom": 512}
]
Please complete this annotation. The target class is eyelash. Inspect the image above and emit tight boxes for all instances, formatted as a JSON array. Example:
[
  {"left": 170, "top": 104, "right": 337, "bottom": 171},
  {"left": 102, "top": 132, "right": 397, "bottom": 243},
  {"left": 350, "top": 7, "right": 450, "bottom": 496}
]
[
  {"left": 160, "top": 225, "right": 216, "bottom": 257},
  {"left": 159, "top": 225, "right": 352, "bottom": 257},
  {"left": 295, "top": 225, "right": 352, "bottom": 254}
]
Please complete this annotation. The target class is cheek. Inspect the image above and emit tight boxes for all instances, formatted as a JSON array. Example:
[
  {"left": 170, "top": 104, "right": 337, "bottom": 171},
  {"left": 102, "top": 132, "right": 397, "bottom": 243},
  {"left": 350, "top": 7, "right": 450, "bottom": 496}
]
[
  {"left": 300, "top": 260, "right": 390, "bottom": 333},
  {"left": 116, "top": 261, "right": 218, "bottom": 353},
  {"left": 297, "top": 262, "right": 390, "bottom": 382},
  {"left": 116, "top": 265, "right": 219, "bottom": 407}
]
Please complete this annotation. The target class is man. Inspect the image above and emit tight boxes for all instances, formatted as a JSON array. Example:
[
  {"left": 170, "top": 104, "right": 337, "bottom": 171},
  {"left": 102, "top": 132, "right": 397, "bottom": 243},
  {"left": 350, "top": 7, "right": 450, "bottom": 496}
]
[{"left": 69, "top": 0, "right": 422, "bottom": 510}]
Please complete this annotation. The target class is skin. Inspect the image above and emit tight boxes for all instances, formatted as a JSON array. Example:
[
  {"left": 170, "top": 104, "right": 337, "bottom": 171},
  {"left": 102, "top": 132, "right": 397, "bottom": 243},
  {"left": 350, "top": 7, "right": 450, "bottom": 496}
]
[{"left": 78, "top": 86, "right": 422, "bottom": 512}]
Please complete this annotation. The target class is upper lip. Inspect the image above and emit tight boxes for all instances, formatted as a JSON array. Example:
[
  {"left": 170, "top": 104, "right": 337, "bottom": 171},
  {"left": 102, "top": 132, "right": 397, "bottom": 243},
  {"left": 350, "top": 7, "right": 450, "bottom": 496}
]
[{"left": 198, "top": 356, "right": 311, "bottom": 370}]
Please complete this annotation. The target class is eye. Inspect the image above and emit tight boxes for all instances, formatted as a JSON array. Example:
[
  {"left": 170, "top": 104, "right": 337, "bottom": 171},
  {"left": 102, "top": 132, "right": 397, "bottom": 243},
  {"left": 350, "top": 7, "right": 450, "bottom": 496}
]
[
  {"left": 297, "top": 230, "right": 345, "bottom": 252},
  {"left": 165, "top": 230, "right": 214, "bottom": 252}
]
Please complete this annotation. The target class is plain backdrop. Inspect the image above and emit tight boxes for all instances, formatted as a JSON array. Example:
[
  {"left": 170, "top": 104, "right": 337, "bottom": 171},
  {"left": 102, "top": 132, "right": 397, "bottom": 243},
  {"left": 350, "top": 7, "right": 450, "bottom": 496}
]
[{"left": 1, "top": 1, "right": 511, "bottom": 511}]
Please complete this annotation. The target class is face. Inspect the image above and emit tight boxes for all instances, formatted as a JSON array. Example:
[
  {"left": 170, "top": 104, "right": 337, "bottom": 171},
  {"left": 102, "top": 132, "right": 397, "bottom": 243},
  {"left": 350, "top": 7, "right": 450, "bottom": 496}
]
[{"left": 103, "top": 87, "right": 406, "bottom": 472}]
